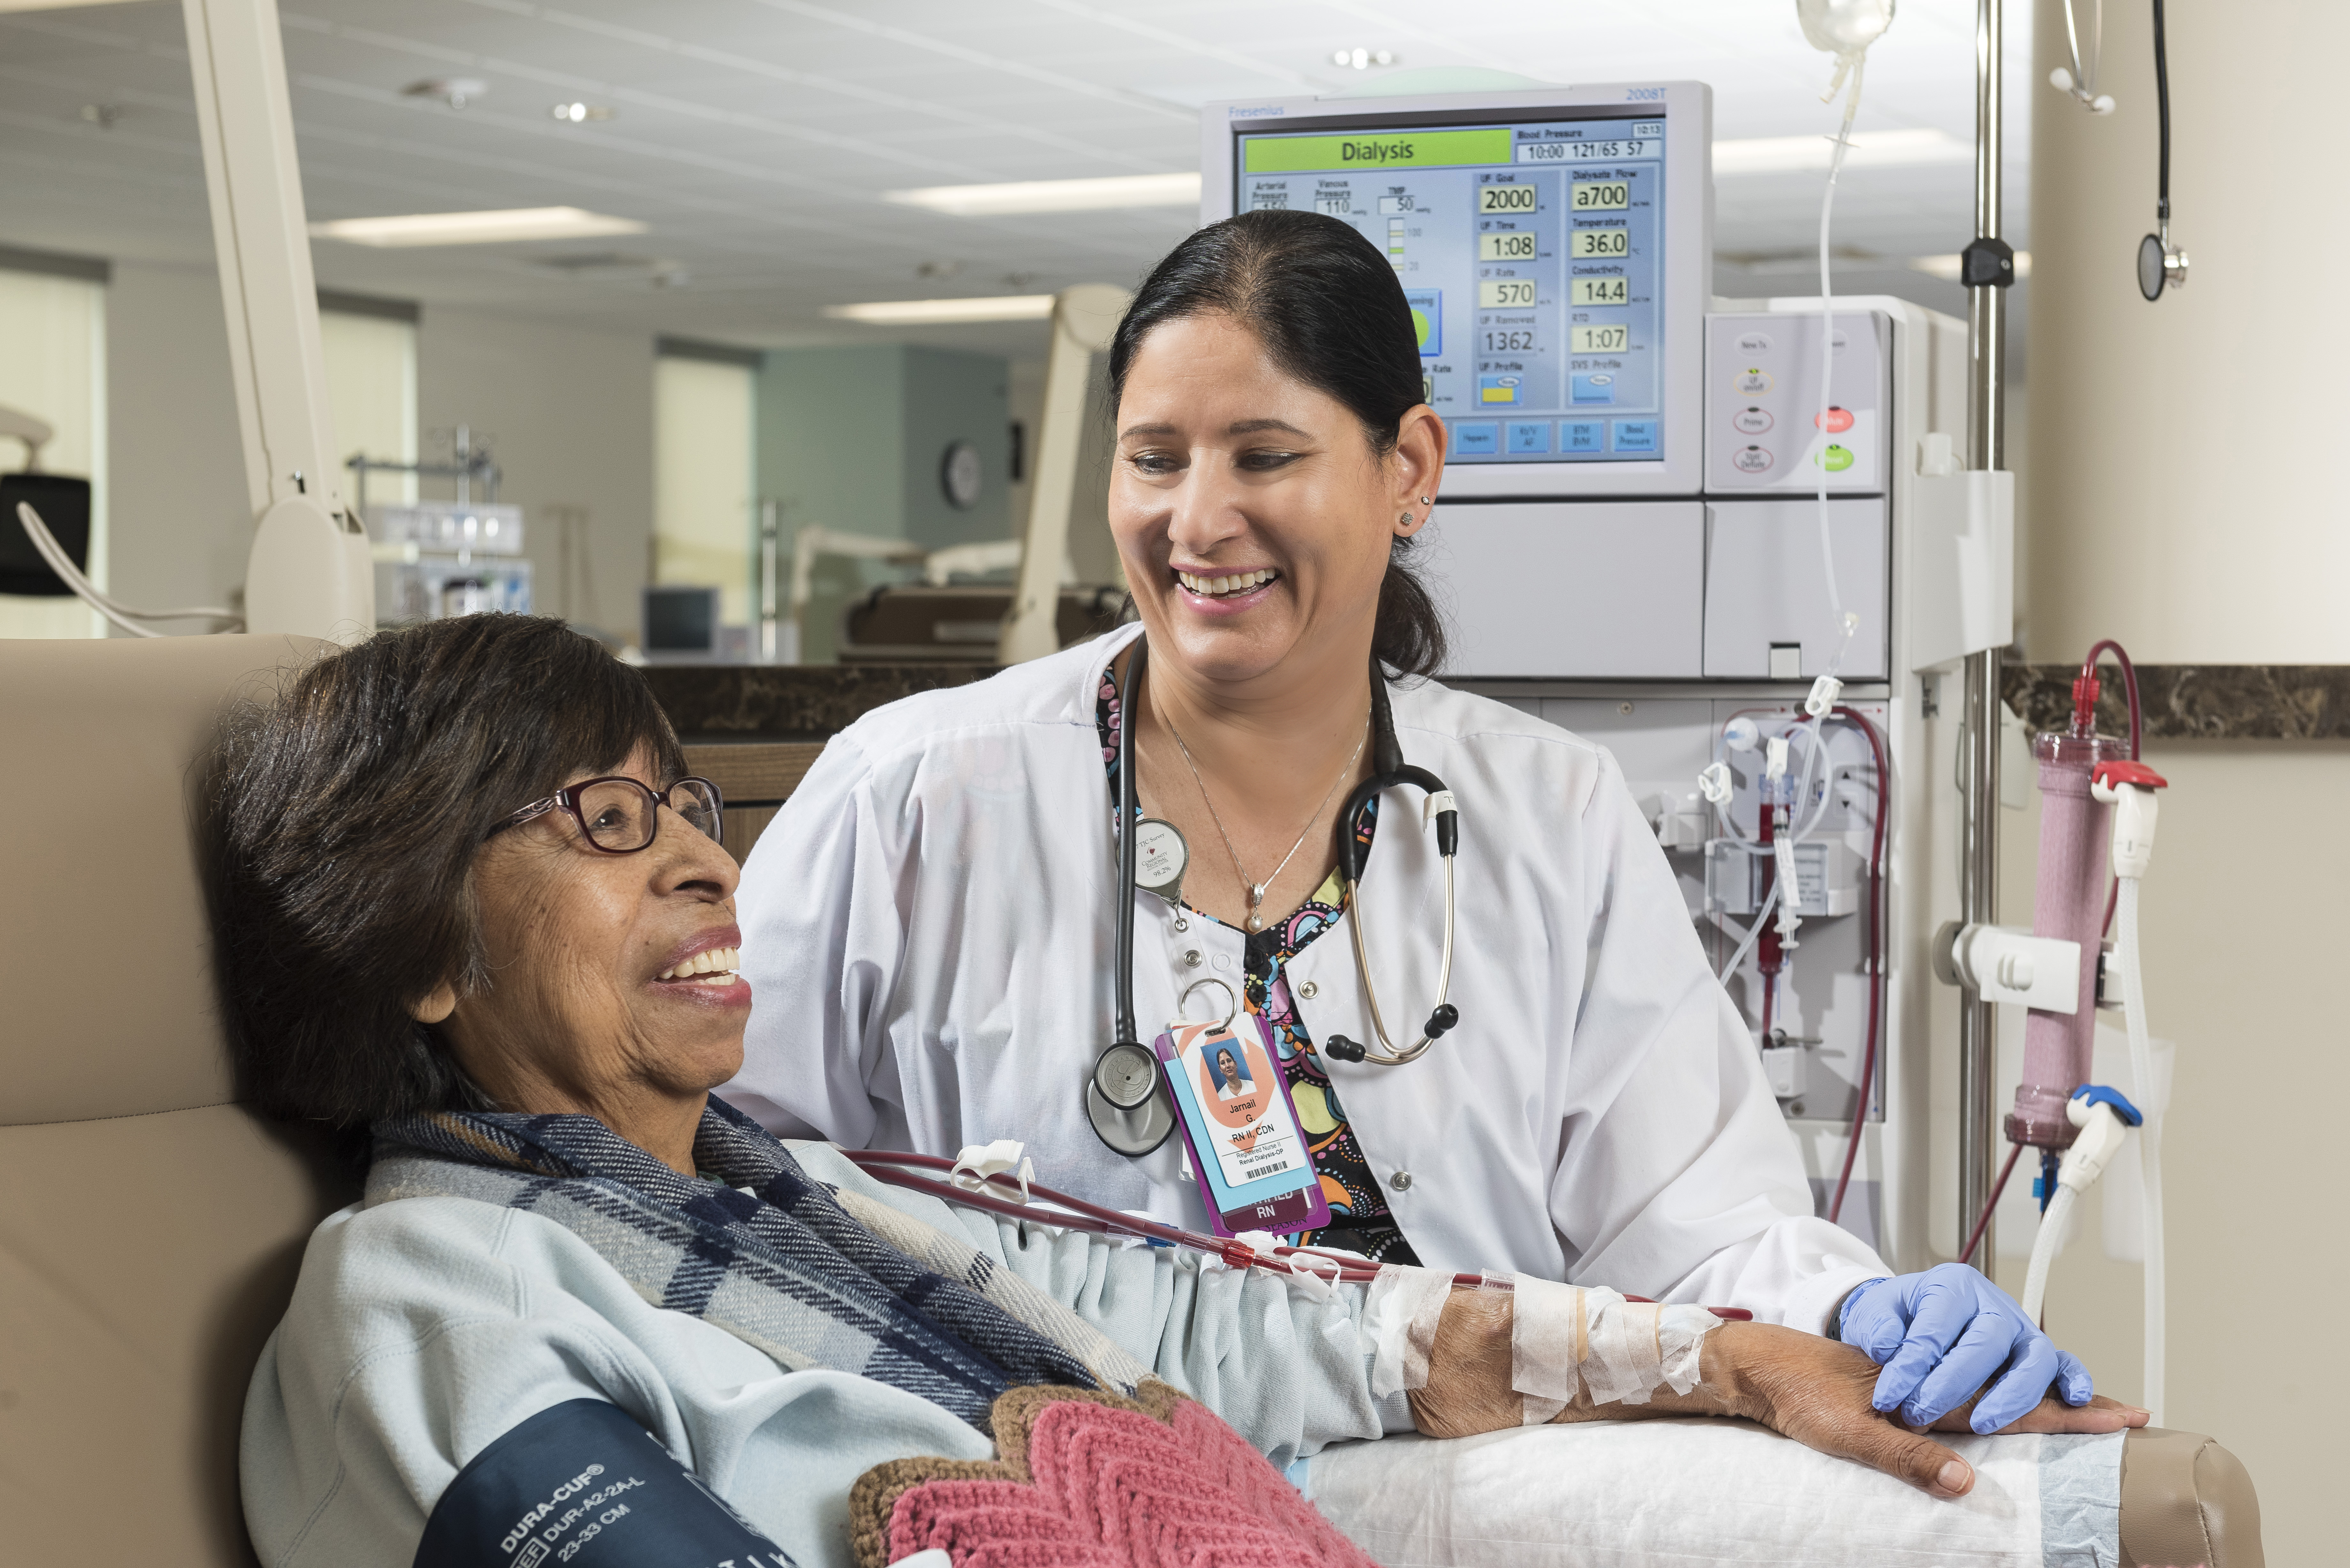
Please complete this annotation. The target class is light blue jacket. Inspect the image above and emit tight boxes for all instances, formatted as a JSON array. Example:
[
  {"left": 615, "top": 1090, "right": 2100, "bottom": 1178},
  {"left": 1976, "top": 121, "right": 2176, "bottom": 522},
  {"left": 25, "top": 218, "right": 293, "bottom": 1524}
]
[{"left": 240, "top": 1142, "right": 1399, "bottom": 1568}]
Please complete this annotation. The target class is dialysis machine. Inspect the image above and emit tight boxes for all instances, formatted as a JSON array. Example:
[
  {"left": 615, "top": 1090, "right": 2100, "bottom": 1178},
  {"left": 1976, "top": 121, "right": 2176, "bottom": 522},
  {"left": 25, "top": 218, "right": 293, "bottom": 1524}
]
[{"left": 1202, "top": 82, "right": 2013, "bottom": 1269}]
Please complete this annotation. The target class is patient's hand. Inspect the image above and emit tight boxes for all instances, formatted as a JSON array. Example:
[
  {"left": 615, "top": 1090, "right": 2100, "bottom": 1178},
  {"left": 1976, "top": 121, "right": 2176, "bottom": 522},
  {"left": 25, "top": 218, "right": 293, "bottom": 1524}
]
[{"left": 1408, "top": 1291, "right": 2148, "bottom": 1499}]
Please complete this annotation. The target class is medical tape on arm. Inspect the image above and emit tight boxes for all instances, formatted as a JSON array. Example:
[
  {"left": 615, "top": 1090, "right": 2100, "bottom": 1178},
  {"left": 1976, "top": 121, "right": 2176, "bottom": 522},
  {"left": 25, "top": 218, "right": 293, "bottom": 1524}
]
[
  {"left": 1509, "top": 1275, "right": 1722, "bottom": 1417},
  {"left": 1364, "top": 1264, "right": 1454, "bottom": 1398}
]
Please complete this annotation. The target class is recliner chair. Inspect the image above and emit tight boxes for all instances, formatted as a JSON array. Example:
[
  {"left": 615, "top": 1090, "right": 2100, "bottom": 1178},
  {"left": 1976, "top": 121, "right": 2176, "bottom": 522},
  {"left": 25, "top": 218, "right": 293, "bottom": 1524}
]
[
  {"left": 2, "top": 635, "right": 356, "bottom": 1566},
  {"left": 0, "top": 633, "right": 2260, "bottom": 1566}
]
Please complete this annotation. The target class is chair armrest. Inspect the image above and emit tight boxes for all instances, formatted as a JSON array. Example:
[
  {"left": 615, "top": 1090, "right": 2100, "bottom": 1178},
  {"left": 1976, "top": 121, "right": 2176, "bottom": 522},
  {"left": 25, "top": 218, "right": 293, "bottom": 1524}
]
[{"left": 2121, "top": 1426, "right": 2263, "bottom": 1568}]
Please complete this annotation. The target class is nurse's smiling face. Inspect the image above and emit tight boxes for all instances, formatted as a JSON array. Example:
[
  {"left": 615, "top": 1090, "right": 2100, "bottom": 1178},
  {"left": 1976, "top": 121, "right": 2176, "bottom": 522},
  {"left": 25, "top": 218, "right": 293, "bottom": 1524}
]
[{"left": 1110, "top": 311, "right": 1444, "bottom": 688}]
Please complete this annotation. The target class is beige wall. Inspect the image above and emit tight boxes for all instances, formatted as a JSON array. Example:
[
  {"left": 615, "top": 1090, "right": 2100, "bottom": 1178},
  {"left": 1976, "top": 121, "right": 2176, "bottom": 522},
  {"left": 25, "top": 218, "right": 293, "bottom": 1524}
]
[
  {"left": 2023, "top": 1, "right": 2350, "bottom": 1557},
  {"left": 99, "top": 270, "right": 655, "bottom": 643},
  {"left": 104, "top": 262, "right": 254, "bottom": 625},
  {"left": 416, "top": 305, "right": 653, "bottom": 642}
]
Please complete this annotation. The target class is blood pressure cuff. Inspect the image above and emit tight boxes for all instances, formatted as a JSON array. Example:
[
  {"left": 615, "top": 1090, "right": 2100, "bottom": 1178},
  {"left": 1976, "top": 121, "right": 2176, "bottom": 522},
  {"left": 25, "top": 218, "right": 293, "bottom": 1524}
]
[{"left": 414, "top": 1398, "right": 795, "bottom": 1568}]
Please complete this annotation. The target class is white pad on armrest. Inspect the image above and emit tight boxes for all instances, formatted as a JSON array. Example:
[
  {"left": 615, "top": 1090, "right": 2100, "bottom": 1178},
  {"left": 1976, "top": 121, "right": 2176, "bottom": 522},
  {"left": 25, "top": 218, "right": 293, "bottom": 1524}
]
[{"left": 1303, "top": 1421, "right": 2125, "bottom": 1567}]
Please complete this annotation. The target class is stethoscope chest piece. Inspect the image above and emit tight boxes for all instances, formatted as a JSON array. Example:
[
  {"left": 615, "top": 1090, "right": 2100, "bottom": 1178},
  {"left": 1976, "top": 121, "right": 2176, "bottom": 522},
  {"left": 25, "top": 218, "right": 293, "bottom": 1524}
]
[{"left": 1085, "top": 1039, "right": 1177, "bottom": 1157}]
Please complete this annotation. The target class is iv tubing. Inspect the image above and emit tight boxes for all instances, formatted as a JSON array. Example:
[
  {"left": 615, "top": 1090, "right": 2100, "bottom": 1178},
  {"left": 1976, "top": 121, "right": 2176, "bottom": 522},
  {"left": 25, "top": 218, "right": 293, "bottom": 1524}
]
[
  {"left": 2117, "top": 874, "right": 2165, "bottom": 1423},
  {"left": 1813, "top": 60, "right": 1864, "bottom": 681},
  {"left": 1960, "top": 1141, "right": 2026, "bottom": 1265},
  {"left": 834, "top": 1148, "right": 1760, "bottom": 1317},
  {"left": 2019, "top": 1181, "right": 2077, "bottom": 1321},
  {"left": 1826, "top": 707, "right": 1890, "bottom": 1224}
]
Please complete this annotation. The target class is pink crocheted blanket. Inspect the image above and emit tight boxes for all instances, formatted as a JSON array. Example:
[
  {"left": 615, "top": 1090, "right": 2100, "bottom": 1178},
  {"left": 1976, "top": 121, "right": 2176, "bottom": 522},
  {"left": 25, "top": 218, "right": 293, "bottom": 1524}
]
[{"left": 848, "top": 1381, "right": 1377, "bottom": 1567}]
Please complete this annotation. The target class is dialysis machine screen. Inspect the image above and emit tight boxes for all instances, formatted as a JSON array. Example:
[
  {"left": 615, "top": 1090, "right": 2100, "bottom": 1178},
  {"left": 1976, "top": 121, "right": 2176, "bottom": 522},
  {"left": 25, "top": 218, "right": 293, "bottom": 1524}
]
[{"left": 1233, "top": 111, "right": 1668, "bottom": 465}]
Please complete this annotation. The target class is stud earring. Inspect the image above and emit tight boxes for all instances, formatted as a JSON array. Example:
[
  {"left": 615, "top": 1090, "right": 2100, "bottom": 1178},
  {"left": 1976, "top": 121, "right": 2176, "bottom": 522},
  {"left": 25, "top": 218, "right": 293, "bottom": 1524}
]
[
  {"left": 1419, "top": 495, "right": 1433, "bottom": 504},
  {"left": 1398, "top": 511, "right": 1414, "bottom": 525}
]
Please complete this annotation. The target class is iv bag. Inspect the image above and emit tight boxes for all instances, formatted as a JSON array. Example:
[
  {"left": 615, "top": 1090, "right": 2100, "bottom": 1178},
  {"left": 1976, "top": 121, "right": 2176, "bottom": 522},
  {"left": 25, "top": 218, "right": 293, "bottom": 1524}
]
[{"left": 1797, "top": 0, "right": 1895, "bottom": 55}]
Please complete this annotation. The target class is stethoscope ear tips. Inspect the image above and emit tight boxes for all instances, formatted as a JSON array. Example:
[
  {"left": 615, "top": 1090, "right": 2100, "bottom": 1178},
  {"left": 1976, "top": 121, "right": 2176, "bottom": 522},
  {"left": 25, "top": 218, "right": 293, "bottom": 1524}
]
[
  {"left": 1425, "top": 1004, "right": 1460, "bottom": 1038},
  {"left": 1323, "top": 1034, "right": 1368, "bottom": 1063}
]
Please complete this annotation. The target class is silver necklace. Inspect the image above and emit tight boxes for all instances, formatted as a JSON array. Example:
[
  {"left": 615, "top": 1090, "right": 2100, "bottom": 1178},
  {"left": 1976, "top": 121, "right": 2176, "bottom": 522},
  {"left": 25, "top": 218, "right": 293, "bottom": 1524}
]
[{"left": 1163, "top": 710, "right": 1368, "bottom": 931}]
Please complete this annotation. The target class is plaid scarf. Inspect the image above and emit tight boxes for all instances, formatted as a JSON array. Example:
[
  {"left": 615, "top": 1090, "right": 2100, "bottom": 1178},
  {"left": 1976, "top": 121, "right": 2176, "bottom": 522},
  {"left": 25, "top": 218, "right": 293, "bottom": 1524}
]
[{"left": 369, "top": 1096, "right": 1097, "bottom": 1432}]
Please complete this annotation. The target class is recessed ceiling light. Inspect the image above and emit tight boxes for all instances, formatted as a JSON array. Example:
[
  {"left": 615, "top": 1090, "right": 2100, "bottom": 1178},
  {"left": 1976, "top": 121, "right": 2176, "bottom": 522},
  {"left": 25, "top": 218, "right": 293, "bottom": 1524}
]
[
  {"left": 309, "top": 207, "right": 648, "bottom": 248},
  {"left": 400, "top": 77, "right": 488, "bottom": 110},
  {"left": 1332, "top": 48, "right": 1397, "bottom": 70},
  {"left": 823, "top": 296, "right": 1056, "bottom": 325},
  {"left": 1908, "top": 250, "right": 2032, "bottom": 282},
  {"left": 885, "top": 173, "right": 1199, "bottom": 218},
  {"left": 550, "top": 101, "right": 614, "bottom": 123},
  {"left": 1712, "top": 127, "right": 1969, "bottom": 176}
]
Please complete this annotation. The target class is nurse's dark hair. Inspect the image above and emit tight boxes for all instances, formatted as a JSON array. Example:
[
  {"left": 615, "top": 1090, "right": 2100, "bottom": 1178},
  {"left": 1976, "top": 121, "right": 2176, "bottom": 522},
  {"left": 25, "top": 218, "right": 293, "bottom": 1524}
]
[
  {"left": 206, "top": 614, "right": 686, "bottom": 1131},
  {"left": 1109, "top": 209, "right": 1448, "bottom": 677}
]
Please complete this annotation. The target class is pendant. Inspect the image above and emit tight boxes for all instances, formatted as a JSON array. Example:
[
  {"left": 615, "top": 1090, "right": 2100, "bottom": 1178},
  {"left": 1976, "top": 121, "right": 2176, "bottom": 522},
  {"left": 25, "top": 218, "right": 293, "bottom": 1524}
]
[{"left": 1247, "top": 885, "right": 1267, "bottom": 931}]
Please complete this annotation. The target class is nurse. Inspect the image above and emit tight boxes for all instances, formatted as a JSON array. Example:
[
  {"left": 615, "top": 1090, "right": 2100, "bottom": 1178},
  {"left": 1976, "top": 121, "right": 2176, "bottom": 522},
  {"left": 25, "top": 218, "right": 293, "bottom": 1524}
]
[{"left": 734, "top": 209, "right": 2091, "bottom": 1432}]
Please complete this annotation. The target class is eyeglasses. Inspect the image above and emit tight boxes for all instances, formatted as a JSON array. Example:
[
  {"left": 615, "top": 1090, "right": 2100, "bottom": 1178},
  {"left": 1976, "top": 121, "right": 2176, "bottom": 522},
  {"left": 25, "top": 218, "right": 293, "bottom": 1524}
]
[{"left": 491, "top": 775, "right": 724, "bottom": 855}]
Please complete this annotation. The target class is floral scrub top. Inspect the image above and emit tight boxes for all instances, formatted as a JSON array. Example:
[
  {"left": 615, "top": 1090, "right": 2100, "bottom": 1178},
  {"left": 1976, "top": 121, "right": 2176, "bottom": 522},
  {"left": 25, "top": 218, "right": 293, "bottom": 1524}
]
[{"left": 1098, "top": 663, "right": 1422, "bottom": 1266}]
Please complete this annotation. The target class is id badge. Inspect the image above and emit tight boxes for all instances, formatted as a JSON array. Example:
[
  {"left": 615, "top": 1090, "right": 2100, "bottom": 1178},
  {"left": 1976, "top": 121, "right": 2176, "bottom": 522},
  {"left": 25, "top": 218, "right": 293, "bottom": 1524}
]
[{"left": 1154, "top": 1015, "right": 1331, "bottom": 1238}]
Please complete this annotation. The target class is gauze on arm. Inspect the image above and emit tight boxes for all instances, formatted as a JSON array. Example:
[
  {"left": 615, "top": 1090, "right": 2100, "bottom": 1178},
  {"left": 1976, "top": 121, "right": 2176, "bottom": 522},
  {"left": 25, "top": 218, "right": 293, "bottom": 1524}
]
[
  {"left": 1510, "top": 1276, "right": 1720, "bottom": 1420},
  {"left": 1364, "top": 1265, "right": 1455, "bottom": 1398}
]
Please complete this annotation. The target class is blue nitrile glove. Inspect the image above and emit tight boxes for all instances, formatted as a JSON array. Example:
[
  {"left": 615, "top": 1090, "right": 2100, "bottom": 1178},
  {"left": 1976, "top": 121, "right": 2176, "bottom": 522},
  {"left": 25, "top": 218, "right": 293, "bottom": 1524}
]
[{"left": 1835, "top": 1264, "right": 2094, "bottom": 1434}]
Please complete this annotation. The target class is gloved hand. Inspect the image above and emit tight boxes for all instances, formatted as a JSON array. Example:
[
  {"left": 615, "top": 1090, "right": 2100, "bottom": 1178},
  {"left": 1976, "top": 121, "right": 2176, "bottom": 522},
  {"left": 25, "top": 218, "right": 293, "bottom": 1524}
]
[{"left": 1836, "top": 1264, "right": 2094, "bottom": 1434}]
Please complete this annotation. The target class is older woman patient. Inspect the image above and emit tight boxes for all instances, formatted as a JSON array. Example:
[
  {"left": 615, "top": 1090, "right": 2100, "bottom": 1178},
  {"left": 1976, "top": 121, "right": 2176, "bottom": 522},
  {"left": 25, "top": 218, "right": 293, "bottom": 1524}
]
[{"left": 218, "top": 615, "right": 2137, "bottom": 1568}]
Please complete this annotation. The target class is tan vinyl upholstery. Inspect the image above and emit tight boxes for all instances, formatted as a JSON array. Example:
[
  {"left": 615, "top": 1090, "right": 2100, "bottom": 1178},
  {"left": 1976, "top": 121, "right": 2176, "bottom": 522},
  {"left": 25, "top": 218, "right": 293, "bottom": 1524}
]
[
  {"left": 2121, "top": 1426, "right": 2264, "bottom": 1568},
  {"left": 0, "top": 635, "right": 360, "bottom": 1568}
]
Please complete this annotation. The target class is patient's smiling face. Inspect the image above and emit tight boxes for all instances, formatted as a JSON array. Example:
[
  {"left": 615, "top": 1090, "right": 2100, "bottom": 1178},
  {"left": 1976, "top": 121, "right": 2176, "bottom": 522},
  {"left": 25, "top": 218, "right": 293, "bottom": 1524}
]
[{"left": 417, "top": 746, "right": 748, "bottom": 1172}]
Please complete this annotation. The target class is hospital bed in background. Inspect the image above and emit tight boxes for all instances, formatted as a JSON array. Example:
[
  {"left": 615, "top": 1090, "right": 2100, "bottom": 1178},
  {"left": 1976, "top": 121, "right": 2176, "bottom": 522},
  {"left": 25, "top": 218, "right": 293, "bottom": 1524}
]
[{"left": 0, "top": 634, "right": 2261, "bottom": 1566}]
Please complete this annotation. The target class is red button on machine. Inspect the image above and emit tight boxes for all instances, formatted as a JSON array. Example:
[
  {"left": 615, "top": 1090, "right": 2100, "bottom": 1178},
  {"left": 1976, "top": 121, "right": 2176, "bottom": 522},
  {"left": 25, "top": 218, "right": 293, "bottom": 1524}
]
[{"left": 1815, "top": 405, "right": 1854, "bottom": 433}]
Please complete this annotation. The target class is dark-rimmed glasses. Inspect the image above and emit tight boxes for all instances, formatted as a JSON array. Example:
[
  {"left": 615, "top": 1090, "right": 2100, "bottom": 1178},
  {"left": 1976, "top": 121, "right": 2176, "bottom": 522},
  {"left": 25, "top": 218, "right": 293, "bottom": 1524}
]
[{"left": 490, "top": 776, "right": 724, "bottom": 854}]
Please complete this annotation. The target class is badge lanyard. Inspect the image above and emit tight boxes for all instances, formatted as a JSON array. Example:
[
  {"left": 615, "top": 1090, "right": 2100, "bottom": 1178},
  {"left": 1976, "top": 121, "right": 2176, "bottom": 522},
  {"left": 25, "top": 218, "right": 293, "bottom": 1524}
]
[{"left": 1085, "top": 638, "right": 1466, "bottom": 1160}]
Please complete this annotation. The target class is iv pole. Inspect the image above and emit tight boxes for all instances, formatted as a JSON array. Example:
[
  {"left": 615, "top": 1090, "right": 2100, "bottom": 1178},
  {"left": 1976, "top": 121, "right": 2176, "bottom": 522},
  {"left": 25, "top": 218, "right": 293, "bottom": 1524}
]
[{"left": 1956, "top": 0, "right": 2013, "bottom": 1270}]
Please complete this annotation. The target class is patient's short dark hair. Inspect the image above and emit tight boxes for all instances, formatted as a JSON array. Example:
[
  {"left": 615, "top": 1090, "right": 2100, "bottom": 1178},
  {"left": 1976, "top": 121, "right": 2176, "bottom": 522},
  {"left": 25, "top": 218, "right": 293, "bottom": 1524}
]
[{"left": 210, "top": 615, "right": 685, "bottom": 1127}]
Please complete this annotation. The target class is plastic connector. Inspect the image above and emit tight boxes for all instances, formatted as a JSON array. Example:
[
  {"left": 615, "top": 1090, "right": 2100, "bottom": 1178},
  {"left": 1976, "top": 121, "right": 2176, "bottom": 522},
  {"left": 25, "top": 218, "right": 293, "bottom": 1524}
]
[
  {"left": 2054, "top": 1094, "right": 2137, "bottom": 1193},
  {"left": 1697, "top": 761, "right": 1735, "bottom": 805},
  {"left": 1764, "top": 735, "right": 1791, "bottom": 782},
  {"left": 1804, "top": 675, "right": 1844, "bottom": 719},
  {"left": 2092, "top": 760, "right": 2168, "bottom": 878}
]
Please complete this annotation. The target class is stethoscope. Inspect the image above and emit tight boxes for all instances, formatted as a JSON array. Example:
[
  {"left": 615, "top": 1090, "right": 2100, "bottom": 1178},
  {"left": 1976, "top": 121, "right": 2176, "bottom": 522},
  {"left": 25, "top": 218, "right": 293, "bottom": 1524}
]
[{"left": 1085, "top": 637, "right": 1464, "bottom": 1157}]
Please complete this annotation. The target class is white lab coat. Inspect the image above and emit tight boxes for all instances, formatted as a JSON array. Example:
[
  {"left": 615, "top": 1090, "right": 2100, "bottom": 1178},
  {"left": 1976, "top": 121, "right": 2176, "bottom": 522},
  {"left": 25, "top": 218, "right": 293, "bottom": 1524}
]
[{"left": 730, "top": 625, "right": 1884, "bottom": 1332}]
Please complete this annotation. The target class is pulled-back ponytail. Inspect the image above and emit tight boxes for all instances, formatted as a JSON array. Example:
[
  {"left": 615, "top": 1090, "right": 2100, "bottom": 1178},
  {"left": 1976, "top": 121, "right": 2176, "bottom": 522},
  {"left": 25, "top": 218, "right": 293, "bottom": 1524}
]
[{"left": 1109, "top": 209, "right": 1449, "bottom": 677}]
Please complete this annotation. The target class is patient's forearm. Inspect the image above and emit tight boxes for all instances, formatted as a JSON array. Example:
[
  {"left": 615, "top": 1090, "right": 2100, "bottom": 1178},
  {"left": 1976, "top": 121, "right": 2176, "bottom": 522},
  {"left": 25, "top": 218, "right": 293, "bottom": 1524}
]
[{"left": 1406, "top": 1289, "right": 2143, "bottom": 1500}]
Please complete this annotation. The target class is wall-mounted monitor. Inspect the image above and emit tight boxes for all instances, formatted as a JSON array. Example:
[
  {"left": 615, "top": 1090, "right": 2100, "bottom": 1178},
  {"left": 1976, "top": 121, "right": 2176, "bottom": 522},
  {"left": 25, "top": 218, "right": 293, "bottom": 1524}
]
[{"left": 1200, "top": 82, "right": 1711, "bottom": 499}]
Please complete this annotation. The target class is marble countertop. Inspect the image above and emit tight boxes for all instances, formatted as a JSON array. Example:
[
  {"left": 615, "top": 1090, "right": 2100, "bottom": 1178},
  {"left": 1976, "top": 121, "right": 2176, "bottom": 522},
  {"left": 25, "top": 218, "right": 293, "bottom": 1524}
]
[
  {"left": 2004, "top": 664, "right": 2350, "bottom": 741},
  {"left": 646, "top": 660, "right": 2350, "bottom": 744},
  {"left": 642, "top": 662, "right": 994, "bottom": 741}
]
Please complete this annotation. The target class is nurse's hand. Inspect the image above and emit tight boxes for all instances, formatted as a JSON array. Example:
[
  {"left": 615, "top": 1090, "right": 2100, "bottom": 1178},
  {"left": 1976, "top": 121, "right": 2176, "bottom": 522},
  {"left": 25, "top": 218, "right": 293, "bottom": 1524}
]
[{"left": 1836, "top": 1264, "right": 2093, "bottom": 1433}]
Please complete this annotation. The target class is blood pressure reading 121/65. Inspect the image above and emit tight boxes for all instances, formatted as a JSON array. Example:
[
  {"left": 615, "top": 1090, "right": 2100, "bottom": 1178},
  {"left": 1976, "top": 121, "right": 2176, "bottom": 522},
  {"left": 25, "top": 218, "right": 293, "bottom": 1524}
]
[{"left": 1234, "top": 111, "right": 1667, "bottom": 464}]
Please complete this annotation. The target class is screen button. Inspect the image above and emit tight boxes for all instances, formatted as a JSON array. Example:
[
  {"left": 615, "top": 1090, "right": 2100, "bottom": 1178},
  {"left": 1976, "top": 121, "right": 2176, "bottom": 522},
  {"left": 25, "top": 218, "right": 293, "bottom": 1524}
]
[
  {"left": 1611, "top": 420, "right": 1658, "bottom": 453},
  {"left": 1570, "top": 372, "right": 1616, "bottom": 404},
  {"left": 1507, "top": 421, "right": 1552, "bottom": 454},
  {"left": 1405, "top": 288, "right": 1442, "bottom": 357},
  {"left": 1452, "top": 422, "right": 1500, "bottom": 456},
  {"left": 1562, "top": 421, "right": 1604, "bottom": 453}
]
